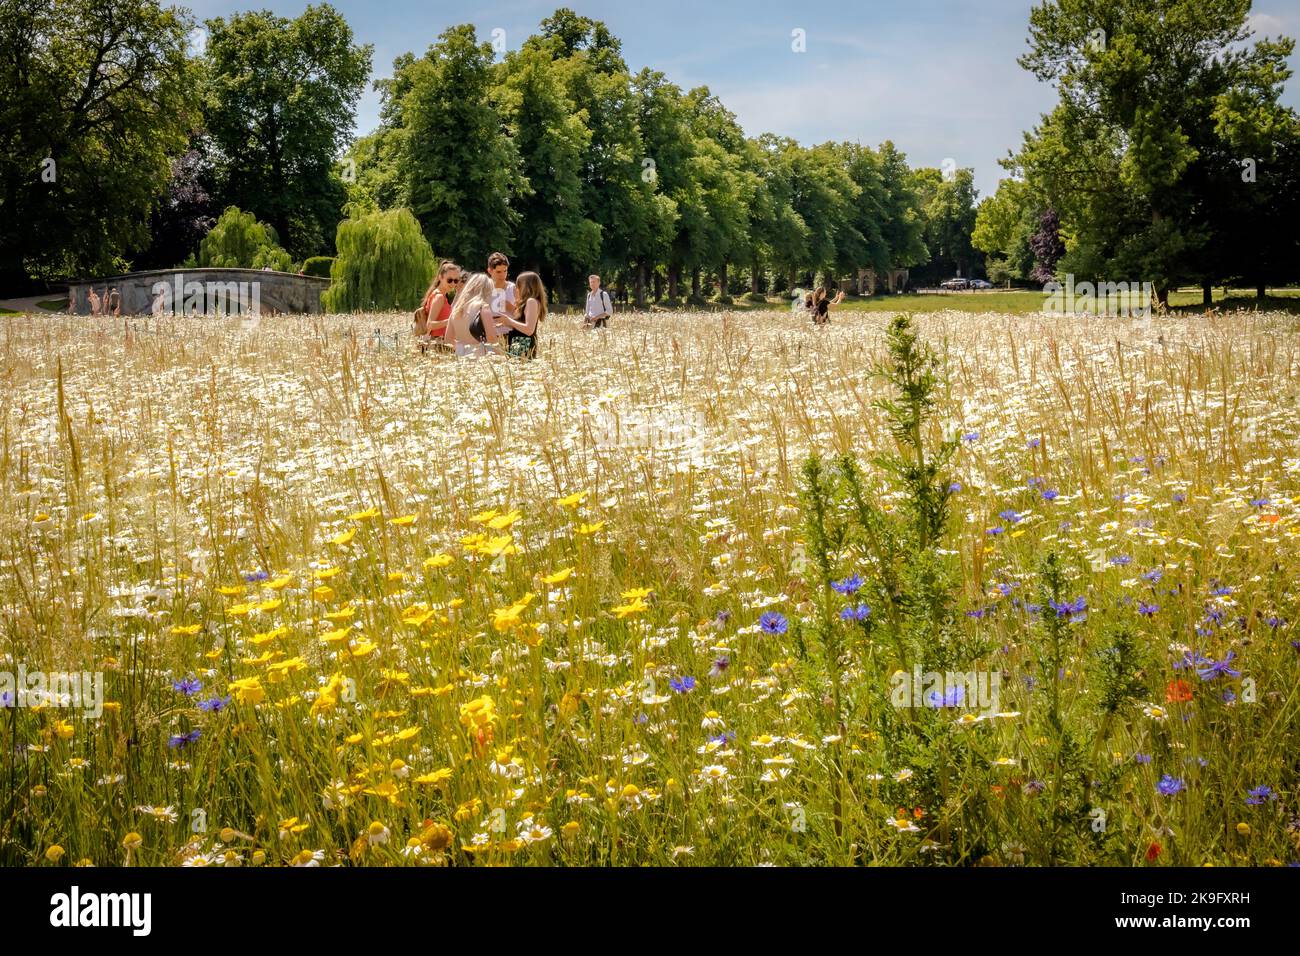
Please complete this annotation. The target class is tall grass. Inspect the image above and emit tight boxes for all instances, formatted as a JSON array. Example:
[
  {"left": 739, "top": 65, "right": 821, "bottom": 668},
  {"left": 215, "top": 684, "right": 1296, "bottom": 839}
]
[{"left": 0, "top": 306, "right": 1297, "bottom": 866}]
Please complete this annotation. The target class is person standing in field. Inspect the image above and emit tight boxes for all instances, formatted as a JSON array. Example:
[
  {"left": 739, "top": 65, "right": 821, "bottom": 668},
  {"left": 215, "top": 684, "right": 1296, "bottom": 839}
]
[
  {"left": 414, "top": 261, "right": 460, "bottom": 353},
  {"left": 495, "top": 271, "right": 547, "bottom": 359},
  {"left": 812, "top": 287, "right": 845, "bottom": 325},
  {"left": 487, "top": 252, "right": 517, "bottom": 337},
  {"left": 585, "top": 274, "right": 612, "bottom": 329}
]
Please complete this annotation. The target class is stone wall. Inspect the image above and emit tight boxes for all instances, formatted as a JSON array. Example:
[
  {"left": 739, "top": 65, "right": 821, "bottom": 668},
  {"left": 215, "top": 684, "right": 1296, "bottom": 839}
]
[{"left": 67, "top": 268, "right": 330, "bottom": 316}]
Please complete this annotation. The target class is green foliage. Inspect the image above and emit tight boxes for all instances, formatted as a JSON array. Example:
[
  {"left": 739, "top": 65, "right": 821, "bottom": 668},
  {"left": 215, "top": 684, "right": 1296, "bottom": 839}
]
[
  {"left": 1015, "top": 0, "right": 1300, "bottom": 299},
  {"left": 0, "top": 0, "right": 198, "bottom": 287},
  {"left": 322, "top": 207, "right": 435, "bottom": 312},
  {"left": 302, "top": 256, "right": 336, "bottom": 279},
  {"left": 198, "top": 207, "right": 292, "bottom": 270},
  {"left": 202, "top": 3, "right": 372, "bottom": 259}
]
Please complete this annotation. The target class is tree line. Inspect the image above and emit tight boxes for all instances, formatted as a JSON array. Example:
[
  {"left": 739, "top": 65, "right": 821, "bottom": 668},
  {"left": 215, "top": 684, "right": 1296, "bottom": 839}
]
[{"left": 3, "top": 0, "right": 1295, "bottom": 306}]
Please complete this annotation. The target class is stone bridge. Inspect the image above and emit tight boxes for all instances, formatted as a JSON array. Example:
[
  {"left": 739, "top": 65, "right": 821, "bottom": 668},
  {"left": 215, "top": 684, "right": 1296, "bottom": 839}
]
[{"left": 67, "top": 268, "right": 330, "bottom": 316}]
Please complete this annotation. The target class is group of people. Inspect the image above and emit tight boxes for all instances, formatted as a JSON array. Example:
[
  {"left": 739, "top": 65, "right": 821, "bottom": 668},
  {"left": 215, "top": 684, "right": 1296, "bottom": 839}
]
[
  {"left": 413, "top": 253, "right": 616, "bottom": 359},
  {"left": 84, "top": 287, "right": 121, "bottom": 317},
  {"left": 803, "top": 286, "right": 846, "bottom": 325}
]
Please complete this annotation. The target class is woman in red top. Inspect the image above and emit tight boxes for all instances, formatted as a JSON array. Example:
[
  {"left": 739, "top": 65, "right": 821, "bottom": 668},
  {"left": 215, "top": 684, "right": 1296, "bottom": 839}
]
[{"left": 414, "top": 261, "right": 461, "bottom": 352}]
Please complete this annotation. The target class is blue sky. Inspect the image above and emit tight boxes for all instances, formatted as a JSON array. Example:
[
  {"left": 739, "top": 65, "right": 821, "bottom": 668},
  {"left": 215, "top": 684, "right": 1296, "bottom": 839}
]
[{"left": 187, "top": 0, "right": 1300, "bottom": 198}]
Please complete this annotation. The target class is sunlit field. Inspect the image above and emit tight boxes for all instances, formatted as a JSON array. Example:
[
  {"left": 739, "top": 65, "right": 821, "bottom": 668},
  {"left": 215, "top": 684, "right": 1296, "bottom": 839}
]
[{"left": 3, "top": 308, "right": 1299, "bottom": 867}]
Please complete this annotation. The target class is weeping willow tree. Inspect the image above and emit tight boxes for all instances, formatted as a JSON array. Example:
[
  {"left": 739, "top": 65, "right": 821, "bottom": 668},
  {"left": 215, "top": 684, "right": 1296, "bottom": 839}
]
[
  {"left": 198, "top": 206, "right": 293, "bottom": 271},
  {"left": 323, "top": 206, "right": 436, "bottom": 312}
]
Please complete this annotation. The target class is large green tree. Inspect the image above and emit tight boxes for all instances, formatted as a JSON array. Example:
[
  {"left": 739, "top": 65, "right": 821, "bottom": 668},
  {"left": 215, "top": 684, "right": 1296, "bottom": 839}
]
[
  {"left": 0, "top": 0, "right": 197, "bottom": 287},
  {"left": 203, "top": 3, "right": 371, "bottom": 260},
  {"left": 1015, "top": 0, "right": 1297, "bottom": 304},
  {"left": 382, "top": 25, "right": 522, "bottom": 272}
]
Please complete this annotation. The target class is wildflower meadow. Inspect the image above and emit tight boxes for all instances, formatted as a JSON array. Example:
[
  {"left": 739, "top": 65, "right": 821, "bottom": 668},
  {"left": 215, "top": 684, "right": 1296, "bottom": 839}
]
[{"left": 3, "top": 307, "right": 1298, "bottom": 868}]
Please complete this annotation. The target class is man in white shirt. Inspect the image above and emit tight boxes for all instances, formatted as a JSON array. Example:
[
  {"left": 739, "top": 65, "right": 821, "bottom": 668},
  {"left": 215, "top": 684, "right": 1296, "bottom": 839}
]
[
  {"left": 585, "top": 274, "right": 612, "bottom": 329},
  {"left": 487, "top": 251, "right": 516, "bottom": 335}
]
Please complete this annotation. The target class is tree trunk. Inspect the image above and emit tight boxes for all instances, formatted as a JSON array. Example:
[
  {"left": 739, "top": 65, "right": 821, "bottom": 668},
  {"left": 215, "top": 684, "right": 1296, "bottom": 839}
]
[
  {"left": 635, "top": 260, "right": 647, "bottom": 308},
  {"left": 654, "top": 270, "right": 663, "bottom": 301},
  {"left": 718, "top": 260, "right": 728, "bottom": 299},
  {"left": 751, "top": 262, "right": 762, "bottom": 297},
  {"left": 1202, "top": 280, "right": 1212, "bottom": 307},
  {"left": 1257, "top": 281, "right": 1267, "bottom": 301},
  {"left": 691, "top": 268, "right": 700, "bottom": 300},
  {"left": 667, "top": 266, "right": 679, "bottom": 301}
]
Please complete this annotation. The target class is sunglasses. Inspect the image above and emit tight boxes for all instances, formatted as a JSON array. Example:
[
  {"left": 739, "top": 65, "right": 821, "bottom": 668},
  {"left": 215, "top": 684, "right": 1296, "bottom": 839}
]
[{"left": 445, "top": 277, "right": 461, "bottom": 285}]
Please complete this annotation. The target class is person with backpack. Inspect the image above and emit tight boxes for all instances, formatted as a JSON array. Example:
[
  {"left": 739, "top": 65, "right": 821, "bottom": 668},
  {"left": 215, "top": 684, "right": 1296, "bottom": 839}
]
[{"left": 584, "top": 274, "right": 613, "bottom": 329}]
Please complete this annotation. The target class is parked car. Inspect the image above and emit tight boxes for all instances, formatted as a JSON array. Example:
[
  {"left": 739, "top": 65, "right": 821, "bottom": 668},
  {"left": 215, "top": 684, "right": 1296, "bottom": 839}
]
[
  {"left": 969, "top": 279, "right": 993, "bottom": 289},
  {"left": 939, "top": 278, "right": 969, "bottom": 290}
]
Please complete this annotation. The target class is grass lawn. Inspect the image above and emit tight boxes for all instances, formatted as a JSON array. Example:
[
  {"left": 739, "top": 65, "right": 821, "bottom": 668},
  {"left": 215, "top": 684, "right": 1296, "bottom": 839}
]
[{"left": 37, "top": 298, "right": 69, "bottom": 312}]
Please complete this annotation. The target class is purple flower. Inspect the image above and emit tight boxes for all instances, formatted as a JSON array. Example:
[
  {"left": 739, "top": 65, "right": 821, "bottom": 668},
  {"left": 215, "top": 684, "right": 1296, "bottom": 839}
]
[
  {"left": 243, "top": 570, "right": 269, "bottom": 583},
  {"left": 1250, "top": 497, "right": 1270, "bottom": 508},
  {"left": 709, "top": 656, "right": 730, "bottom": 677},
  {"left": 198, "top": 695, "right": 232, "bottom": 713},
  {"left": 986, "top": 526, "right": 1004, "bottom": 536},
  {"left": 1246, "top": 785, "right": 1276, "bottom": 805},
  {"left": 1134, "top": 753, "right": 1152, "bottom": 764},
  {"left": 1141, "top": 568, "right": 1163, "bottom": 583},
  {"left": 831, "top": 574, "right": 864, "bottom": 596},
  {"left": 669, "top": 675, "right": 696, "bottom": 694},
  {"left": 1042, "top": 488, "right": 1059, "bottom": 501},
  {"left": 949, "top": 481, "right": 962, "bottom": 493},
  {"left": 1196, "top": 651, "right": 1240, "bottom": 681},
  {"left": 925, "top": 685, "right": 966, "bottom": 708},
  {"left": 962, "top": 431, "right": 980, "bottom": 443},
  {"left": 1048, "top": 596, "right": 1087, "bottom": 620},
  {"left": 1027, "top": 438, "right": 1041, "bottom": 449},
  {"left": 999, "top": 509, "right": 1023, "bottom": 524},
  {"left": 168, "top": 729, "right": 202, "bottom": 749},
  {"left": 1137, "top": 601, "right": 1160, "bottom": 617},
  {"left": 1109, "top": 555, "right": 1132, "bottom": 567},
  {"left": 1156, "top": 774, "right": 1185, "bottom": 796},
  {"left": 1172, "top": 492, "right": 1186, "bottom": 504},
  {"left": 758, "top": 612, "right": 788, "bottom": 635},
  {"left": 1174, "top": 650, "right": 1211, "bottom": 671},
  {"left": 840, "top": 603, "right": 871, "bottom": 622},
  {"left": 173, "top": 676, "right": 202, "bottom": 696}
]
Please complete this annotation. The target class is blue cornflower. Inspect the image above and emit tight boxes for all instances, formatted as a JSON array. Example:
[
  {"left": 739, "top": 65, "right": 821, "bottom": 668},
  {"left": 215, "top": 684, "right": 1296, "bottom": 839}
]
[
  {"left": 1250, "top": 497, "right": 1270, "bottom": 508},
  {"left": 1174, "top": 650, "right": 1211, "bottom": 671},
  {"left": 1042, "top": 488, "right": 1059, "bottom": 501},
  {"left": 1134, "top": 753, "right": 1152, "bottom": 764},
  {"left": 1027, "top": 437, "right": 1041, "bottom": 448},
  {"left": 669, "top": 675, "right": 696, "bottom": 694},
  {"left": 710, "top": 656, "right": 730, "bottom": 676},
  {"left": 962, "top": 431, "right": 980, "bottom": 443},
  {"left": 1196, "top": 651, "right": 1240, "bottom": 681},
  {"left": 1172, "top": 492, "right": 1187, "bottom": 504},
  {"left": 173, "top": 676, "right": 202, "bottom": 696},
  {"left": 1109, "top": 554, "right": 1132, "bottom": 567},
  {"left": 986, "top": 526, "right": 1004, "bottom": 536},
  {"left": 999, "top": 509, "right": 1023, "bottom": 524},
  {"left": 1266, "top": 615, "right": 1284, "bottom": 629},
  {"left": 1138, "top": 601, "right": 1159, "bottom": 617},
  {"left": 168, "top": 729, "right": 202, "bottom": 749},
  {"left": 243, "top": 570, "right": 269, "bottom": 583},
  {"left": 1246, "top": 785, "right": 1276, "bottom": 806},
  {"left": 0, "top": 691, "right": 13, "bottom": 708},
  {"left": 831, "top": 574, "right": 864, "bottom": 596},
  {"left": 965, "top": 607, "right": 990, "bottom": 619},
  {"left": 758, "top": 612, "right": 788, "bottom": 635},
  {"left": 925, "top": 685, "right": 966, "bottom": 708},
  {"left": 949, "top": 481, "right": 962, "bottom": 493},
  {"left": 197, "top": 695, "right": 232, "bottom": 713},
  {"left": 1156, "top": 774, "right": 1185, "bottom": 796},
  {"left": 840, "top": 603, "right": 871, "bottom": 622},
  {"left": 1141, "top": 568, "right": 1163, "bottom": 583},
  {"left": 1048, "top": 596, "right": 1087, "bottom": 618},
  {"left": 713, "top": 610, "right": 731, "bottom": 627}
]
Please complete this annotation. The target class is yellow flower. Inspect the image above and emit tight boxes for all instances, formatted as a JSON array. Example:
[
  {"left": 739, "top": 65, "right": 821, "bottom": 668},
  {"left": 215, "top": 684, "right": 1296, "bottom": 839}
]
[
  {"left": 388, "top": 514, "right": 418, "bottom": 527},
  {"left": 267, "top": 574, "right": 293, "bottom": 590},
  {"left": 556, "top": 490, "right": 589, "bottom": 509},
  {"left": 323, "top": 605, "right": 356, "bottom": 622},
  {"left": 559, "top": 692, "right": 580, "bottom": 719},
  {"left": 487, "top": 509, "right": 523, "bottom": 530},
  {"left": 314, "top": 566, "right": 342, "bottom": 580},
  {"left": 170, "top": 624, "right": 202, "bottom": 636},
  {"left": 216, "top": 585, "right": 245, "bottom": 597},
  {"left": 414, "top": 768, "right": 454, "bottom": 786},
  {"left": 621, "top": 587, "right": 653, "bottom": 600},
  {"left": 576, "top": 521, "right": 606, "bottom": 535},
  {"left": 227, "top": 677, "right": 265, "bottom": 706},
  {"left": 1236, "top": 822, "right": 1251, "bottom": 836},
  {"left": 45, "top": 845, "right": 65, "bottom": 863},
  {"left": 423, "top": 553, "right": 454, "bottom": 569},
  {"left": 348, "top": 507, "right": 380, "bottom": 521},
  {"left": 612, "top": 597, "right": 648, "bottom": 619},
  {"left": 122, "top": 832, "right": 143, "bottom": 851},
  {"left": 459, "top": 696, "right": 497, "bottom": 731},
  {"left": 312, "top": 585, "right": 335, "bottom": 602},
  {"left": 329, "top": 528, "right": 356, "bottom": 546},
  {"left": 470, "top": 509, "right": 500, "bottom": 524},
  {"left": 541, "top": 567, "right": 575, "bottom": 586}
]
